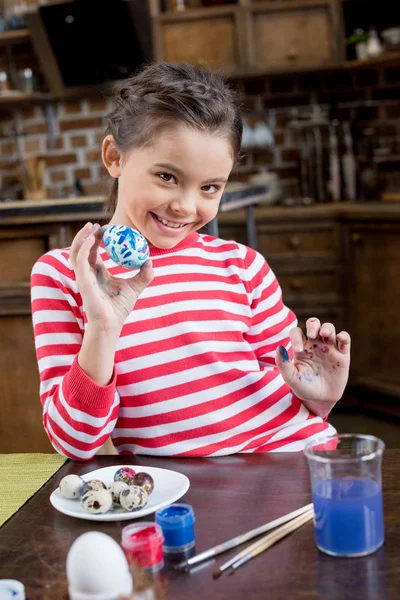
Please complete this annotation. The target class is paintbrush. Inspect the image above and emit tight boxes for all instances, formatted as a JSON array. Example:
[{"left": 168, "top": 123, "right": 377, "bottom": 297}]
[
  {"left": 215, "top": 508, "right": 314, "bottom": 577},
  {"left": 174, "top": 503, "right": 313, "bottom": 573}
]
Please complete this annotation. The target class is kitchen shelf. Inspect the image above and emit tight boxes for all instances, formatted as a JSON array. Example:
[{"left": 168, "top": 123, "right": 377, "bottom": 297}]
[
  {"left": 0, "top": 92, "right": 53, "bottom": 107},
  {"left": 159, "top": 4, "right": 237, "bottom": 22},
  {"left": 0, "top": 28, "right": 30, "bottom": 47}
]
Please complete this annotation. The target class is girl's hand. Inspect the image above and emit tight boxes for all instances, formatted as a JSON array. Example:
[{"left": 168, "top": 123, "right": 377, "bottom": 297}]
[
  {"left": 70, "top": 222, "right": 154, "bottom": 334},
  {"left": 275, "top": 318, "right": 351, "bottom": 407}
]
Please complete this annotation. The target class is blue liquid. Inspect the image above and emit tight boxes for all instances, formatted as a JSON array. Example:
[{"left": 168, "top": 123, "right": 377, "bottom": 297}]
[{"left": 312, "top": 479, "right": 384, "bottom": 556}]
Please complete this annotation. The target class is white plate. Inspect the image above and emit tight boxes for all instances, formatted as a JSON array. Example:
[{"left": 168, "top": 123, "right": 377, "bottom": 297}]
[{"left": 50, "top": 464, "right": 190, "bottom": 522}]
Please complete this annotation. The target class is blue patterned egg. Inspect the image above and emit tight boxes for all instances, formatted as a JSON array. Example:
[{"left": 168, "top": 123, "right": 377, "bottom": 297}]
[{"left": 103, "top": 225, "right": 149, "bottom": 270}]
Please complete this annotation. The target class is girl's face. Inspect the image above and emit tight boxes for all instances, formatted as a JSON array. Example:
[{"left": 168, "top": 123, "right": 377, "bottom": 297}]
[{"left": 103, "top": 124, "right": 234, "bottom": 249}]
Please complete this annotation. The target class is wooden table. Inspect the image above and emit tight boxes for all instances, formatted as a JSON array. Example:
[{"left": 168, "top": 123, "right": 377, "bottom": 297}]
[{"left": 0, "top": 451, "right": 399, "bottom": 599}]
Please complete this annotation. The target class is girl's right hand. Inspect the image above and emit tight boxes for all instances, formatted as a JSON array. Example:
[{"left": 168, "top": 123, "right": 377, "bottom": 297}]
[{"left": 70, "top": 222, "right": 154, "bottom": 334}]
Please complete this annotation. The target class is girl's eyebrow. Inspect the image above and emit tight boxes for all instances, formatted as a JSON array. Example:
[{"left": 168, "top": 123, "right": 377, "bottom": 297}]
[{"left": 153, "top": 162, "right": 228, "bottom": 185}]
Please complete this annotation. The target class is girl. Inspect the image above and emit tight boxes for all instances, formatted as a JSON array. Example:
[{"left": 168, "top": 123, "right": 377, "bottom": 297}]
[{"left": 31, "top": 63, "right": 350, "bottom": 460}]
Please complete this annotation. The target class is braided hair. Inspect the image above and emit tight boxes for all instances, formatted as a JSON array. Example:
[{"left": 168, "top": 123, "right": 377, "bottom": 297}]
[{"left": 104, "top": 63, "right": 243, "bottom": 215}]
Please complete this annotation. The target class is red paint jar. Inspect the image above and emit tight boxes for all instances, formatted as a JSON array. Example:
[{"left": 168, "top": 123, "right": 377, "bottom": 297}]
[{"left": 121, "top": 522, "right": 164, "bottom": 573}]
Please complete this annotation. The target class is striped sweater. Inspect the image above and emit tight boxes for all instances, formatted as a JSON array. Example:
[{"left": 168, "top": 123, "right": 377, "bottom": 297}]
[{"left": 30, "top": 231, "right": 335, "bottom": 460}]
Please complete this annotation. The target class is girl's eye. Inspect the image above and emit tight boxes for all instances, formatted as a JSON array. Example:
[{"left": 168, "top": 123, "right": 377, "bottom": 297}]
[
  {"left": 201, "top": 184, "right": 220, "bottom": 194},
  {"left": 157, "top": 172, "right": 176, "bottom": 184}
]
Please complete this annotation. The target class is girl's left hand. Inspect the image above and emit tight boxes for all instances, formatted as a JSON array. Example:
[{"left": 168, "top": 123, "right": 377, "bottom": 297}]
[{"left": 275, "top": 318, "right": 351, "bottom": 406}]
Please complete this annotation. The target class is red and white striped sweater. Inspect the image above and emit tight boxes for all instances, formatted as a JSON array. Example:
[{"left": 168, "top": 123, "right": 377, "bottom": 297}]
[{"left": 30, "top": 231, "right": 335, "bottom": 460}]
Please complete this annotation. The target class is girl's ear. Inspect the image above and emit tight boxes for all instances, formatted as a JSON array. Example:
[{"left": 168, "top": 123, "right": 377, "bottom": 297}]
[{"left": 102, "top": 135, "right": 121, "bottom": 177}]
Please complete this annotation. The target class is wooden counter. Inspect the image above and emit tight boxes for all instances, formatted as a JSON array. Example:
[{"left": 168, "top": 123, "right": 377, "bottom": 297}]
[{"left": 1, "top": 197, "right": 400, "bottom": 452}]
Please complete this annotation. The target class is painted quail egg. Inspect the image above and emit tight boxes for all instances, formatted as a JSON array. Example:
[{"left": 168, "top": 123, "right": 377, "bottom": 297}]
[
  {"left": 108, "top": 481, "right": 130, "bottom": 506},
  {"left": 81, "top": 489, "right": 113, "bottom": 514},
  {"left": 119, "top": 485, "right": 148, "bottom": 512},
  {"left": 132, "top": 472, "right": 154, "bottom": 495},
  {"left": 80, "top": 479, "right": 107, "bottom": 497},
  {"left": 113, "top": 467, "right": 136, "bottom": 485},
  {"left": 59, "top": 474, "right": 84, "bottom": 499}
]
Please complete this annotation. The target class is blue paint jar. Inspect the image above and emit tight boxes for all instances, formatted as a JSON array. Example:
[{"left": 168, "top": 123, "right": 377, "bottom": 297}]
[{"left": 155, "top": 504, "right": 196, "bottom": 554}]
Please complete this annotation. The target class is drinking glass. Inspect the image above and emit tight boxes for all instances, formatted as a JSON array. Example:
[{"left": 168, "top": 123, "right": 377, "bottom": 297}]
[{"left": 304, "top": 434, "right": 385, "bottom": 557}]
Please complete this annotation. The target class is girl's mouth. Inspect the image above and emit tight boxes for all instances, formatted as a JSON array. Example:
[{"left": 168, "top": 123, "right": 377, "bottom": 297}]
[{"left": 151, "top": 212, "right": 194, "bottom": 234}]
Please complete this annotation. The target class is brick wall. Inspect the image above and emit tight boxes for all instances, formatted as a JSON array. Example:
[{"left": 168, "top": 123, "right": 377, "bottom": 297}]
[
  {"left": 0, "top": 98, "right": 111, "bottom": 200},
  {"left": 1, "top": 64, "right": 400, "bottom": 201}
]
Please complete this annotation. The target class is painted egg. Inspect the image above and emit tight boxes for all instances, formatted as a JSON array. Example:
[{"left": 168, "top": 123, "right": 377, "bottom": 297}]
[
  {"left": 132, "top": 472, "right": 154, "bottom": 495},
  {"left": 103, "top": 225, "right": 149, "bottom": 270},
  {"left": 81, "top": 489, "right": 113, "bottom": 514},
  {"left": 59, "top": 474, "right": 84, "bottom": 499},
  {"left": 114, "top": 467, "right": 136, "bottom": 485},
  {"left": 119, "top": 486, "right": 148, "bottom": 512}
]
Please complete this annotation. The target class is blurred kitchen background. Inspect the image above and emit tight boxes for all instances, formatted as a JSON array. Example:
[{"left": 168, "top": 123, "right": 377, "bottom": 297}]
[{"left": 0, "top": 0, "right": 399, "bottom": 453}]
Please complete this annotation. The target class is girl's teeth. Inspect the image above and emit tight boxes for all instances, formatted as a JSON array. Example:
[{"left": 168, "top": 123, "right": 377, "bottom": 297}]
[{"left": 156, "top": 215, "right": 186, "bottom": 228}]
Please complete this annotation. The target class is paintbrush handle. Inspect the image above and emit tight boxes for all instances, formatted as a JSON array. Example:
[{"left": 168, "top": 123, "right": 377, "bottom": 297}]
[
  {"left": 229, "top": 509, "right": 314, "bottom": 573},
  {"left": 175, "top": 502, "right": 313, "bottom": 571}
]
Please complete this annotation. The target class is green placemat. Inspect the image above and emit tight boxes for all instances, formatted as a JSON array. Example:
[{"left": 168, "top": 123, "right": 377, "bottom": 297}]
[{"left": 0, "top": 453, "right": 67, "bottom": 527}]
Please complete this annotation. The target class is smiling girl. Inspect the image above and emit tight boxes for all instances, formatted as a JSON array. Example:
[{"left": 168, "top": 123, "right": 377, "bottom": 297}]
[{"left": 30, "top": 63, "right": 350, "bottom": 460}]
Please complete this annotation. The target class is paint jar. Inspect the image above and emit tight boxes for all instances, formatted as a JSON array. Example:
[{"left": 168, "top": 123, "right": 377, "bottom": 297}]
[
  {"left": 155, "top": 504, "right": 196, "bottom": 555},
  {"left": 121, "top": 522, "right": 164, "bottom": 573}
]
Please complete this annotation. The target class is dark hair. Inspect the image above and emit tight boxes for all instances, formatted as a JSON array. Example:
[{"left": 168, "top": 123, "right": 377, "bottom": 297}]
[{"left": 104, "top": 62, "right": 243, "bottom": 215}]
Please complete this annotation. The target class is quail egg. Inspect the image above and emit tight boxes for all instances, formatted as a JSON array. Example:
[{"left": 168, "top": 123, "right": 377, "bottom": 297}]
[
  {"left": 59, "top": 474, "right": 84, "bottom": 499},
  {"left": 81, "top": 489, "right": 113, "bottom": 514},
  {"left": 119, "top": 486, "right": 148, "bottom": 512},
  {"left": 132, "top": 472, "right": 154, "bottom": 495}
]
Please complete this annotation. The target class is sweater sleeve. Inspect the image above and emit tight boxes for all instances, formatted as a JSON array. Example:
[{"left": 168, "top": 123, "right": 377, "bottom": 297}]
[
  {"left": 243, "top": 248, "right": 297, "bottom": 368},
  {"left": 30, "top": 250, "right": 120, "bottom": 460}
]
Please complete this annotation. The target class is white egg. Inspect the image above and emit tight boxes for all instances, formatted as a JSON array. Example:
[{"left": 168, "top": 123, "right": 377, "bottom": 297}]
[{"left": 67, "top": 532, "right": 133, "bottom": 599}]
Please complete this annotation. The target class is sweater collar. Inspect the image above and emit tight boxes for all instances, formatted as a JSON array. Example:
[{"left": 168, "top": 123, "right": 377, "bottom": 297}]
[{"left": 149, "top": 232, "right": 199, "bottom": 256}]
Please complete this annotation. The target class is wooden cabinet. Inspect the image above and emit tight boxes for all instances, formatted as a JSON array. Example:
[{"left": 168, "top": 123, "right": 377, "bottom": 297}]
[
  {"left": 247, "top": 2, "right": 340, "bottom": 70},
  {"left": 0, "top": 221, "right": 79, "bottom": 454},
  {"left": 151, "top": 0, "right": 344, "bottom": 75},
  {"left": 346, "top": 221, "right": 400, "bottom": 397},
  {"left": 152, "top": 4, "right": 246, "bottom": 71},
  {"left": 219, "top": 207, "right": 343, "bottom": 333}
]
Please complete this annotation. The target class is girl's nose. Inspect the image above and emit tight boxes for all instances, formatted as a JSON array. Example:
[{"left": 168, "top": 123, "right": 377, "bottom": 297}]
[{"left": 169, "top": 194, "right": 197, "bottom": 216}]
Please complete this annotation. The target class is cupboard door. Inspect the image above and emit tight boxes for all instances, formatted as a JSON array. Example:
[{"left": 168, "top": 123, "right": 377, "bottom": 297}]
[
  {"left": 250, "top": 7, "right": 334, "bottom": 69},
  {"left": 348, "top": 226, "right": 400, "bottom": 392},
  {"left": 161, "top": 16, "right": 239, "bottom": 70}
]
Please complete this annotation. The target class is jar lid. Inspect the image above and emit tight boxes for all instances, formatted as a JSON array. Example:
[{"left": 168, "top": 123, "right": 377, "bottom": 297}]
[
  {"left": 0, "top": 580, "right": 25, "bottom": 600},
  {"left": 155, "top": 503, "right": 195, "bottom": 529}
]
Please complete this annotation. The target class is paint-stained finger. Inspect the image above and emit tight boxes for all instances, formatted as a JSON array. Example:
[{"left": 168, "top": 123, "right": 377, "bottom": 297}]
[
  {"left": 306, "top": 318, "right": 321, "bottom": 340},
  {"left": 93, "top": 224, "right": 108, "bottom": 240},
  {"left": 276, "top": 345, "right": 297, "bottom": 384},
  {"left": 290, "top": 327, "right": 307, "bottom": 353},
  {"left": 336, "top": 331, "right": 351, "bottom": 354},
  {"left": 88, "top": 223, "right": 103, "bottom": 265},
  {"left": 319, "top": 322, "right": 336, "bottom": 345}
]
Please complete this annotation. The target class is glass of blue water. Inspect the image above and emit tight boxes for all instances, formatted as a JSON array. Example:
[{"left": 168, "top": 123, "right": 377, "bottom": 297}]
[{"left": 304, "top": 434, "right": 385, "bottom": 557}]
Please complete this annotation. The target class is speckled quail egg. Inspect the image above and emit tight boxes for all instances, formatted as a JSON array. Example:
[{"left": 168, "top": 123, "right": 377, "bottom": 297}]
[
  {"left": 81, "top": 489, "right": 113, "bottom": 514},
  {"left": 80, "top": 479, "right": 107, "bottom": 497},
  {"left": 108, "top": 481, "right": 130, "bottom": 506},
  {"left": 113, "top": 467, "right": 136, "bottom": 485},
  {"left": 132, "top": 471, "right": 154, "bottom": 495},
  {"left": 59, "top": 474, "right": 84, "bottom": 499},
  {"left": 119, "top": 485, "right": 148, "bottom": 512}
]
